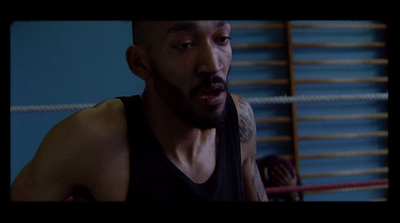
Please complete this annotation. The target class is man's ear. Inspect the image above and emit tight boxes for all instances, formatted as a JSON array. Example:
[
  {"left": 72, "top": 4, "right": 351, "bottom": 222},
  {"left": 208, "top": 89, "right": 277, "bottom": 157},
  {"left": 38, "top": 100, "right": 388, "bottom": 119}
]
[{"left": 126, "top": 45, "right": 151, "bottom": 80}]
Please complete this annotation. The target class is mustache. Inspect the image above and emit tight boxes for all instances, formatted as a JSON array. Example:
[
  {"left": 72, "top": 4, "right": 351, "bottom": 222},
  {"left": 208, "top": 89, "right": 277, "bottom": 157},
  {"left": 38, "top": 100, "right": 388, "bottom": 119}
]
[{"left": 191, "top": 75, "right": 228, "bottom": 96}]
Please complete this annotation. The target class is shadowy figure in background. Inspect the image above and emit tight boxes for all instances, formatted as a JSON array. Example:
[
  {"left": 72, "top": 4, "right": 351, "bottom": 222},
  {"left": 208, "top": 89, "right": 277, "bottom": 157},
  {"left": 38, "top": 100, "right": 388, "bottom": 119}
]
[{"left": 257, "top": 155, "right": 303, "bottom": 202}]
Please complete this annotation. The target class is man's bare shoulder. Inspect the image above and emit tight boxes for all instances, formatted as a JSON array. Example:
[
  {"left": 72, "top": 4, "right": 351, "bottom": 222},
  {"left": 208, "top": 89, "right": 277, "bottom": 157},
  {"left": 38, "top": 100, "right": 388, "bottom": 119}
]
[
  {"left": 230, "top": 93, "right": 252, "bottom": 115},
  {"left": 37, "top": 98, "right": 128, "bottom": 169},
  {"left": 54, "top": 98, "right": 127, "bottom": 146},
  {"left": 229, "top": 93, "right": 257, "bottom": 161},
  {"left": 80, "top": 98, "right": 127, "bottom": 135},
  {"left": 81, "top": 98, "right": 126, "bottom": 126},
  {"left": 11, "top": 98, "right": 130, "bottom": 201},
  {"left": 230, "top": 93, "right": 255, "bottom": 139}
]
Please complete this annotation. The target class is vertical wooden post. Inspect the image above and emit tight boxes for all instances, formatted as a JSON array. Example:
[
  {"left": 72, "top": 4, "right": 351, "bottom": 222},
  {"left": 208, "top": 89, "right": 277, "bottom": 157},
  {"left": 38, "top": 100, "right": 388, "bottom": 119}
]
[{"left": 285, "top": 21, "right": 300, "bottom": 172}]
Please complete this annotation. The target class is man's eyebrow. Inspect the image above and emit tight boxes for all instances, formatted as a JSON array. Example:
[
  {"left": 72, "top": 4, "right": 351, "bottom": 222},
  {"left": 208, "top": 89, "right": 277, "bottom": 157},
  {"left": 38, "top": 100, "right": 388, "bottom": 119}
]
[
  {"left": 216, "top": 20, "right": 229, "bottom": 28},
  {"left": 166, "top": 22, "right": 199, "bottom": 34},
  {"left": 166, "top": 21, "right": 230, "bottom": 34}
]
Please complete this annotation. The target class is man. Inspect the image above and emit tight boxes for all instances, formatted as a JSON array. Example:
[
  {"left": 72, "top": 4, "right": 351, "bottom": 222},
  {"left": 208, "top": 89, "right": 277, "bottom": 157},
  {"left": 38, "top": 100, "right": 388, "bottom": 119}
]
[{"left": 11, "top": 21, "right": 268, "bottom": 201}]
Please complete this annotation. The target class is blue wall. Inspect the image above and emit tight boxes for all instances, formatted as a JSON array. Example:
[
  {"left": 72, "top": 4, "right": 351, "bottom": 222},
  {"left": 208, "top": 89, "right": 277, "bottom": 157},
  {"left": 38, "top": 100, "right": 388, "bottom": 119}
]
[
  {"left": 10, "top": 21, "right": 144, "bottom": 183},
  {"left": 10, "top": 21, "right": 388, "bottom": 201}
]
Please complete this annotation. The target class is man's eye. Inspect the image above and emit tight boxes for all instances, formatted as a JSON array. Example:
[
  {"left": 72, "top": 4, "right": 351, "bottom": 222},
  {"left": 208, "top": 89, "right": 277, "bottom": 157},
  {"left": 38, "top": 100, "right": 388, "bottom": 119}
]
[
  {"left": 174, "top": 42, "right": 194, "bottom": 50},
  {"left": 215, "top": 36, "right": 231, "bottom": 44}
]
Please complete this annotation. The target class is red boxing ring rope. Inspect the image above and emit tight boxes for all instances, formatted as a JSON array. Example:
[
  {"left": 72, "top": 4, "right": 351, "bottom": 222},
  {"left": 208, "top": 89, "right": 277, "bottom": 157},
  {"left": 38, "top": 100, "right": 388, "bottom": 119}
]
[
  {"left": 66, "top": 179, "right": 387, "bottom": 201},
  {"left": 265, "top": 178, "right": 388, "bottom": 194}
]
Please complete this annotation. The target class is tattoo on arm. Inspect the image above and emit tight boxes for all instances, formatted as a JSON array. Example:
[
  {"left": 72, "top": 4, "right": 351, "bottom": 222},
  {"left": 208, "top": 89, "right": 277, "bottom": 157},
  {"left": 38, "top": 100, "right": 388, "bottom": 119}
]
[
  {"left": 237, "top": 95, "right": 267, "bottom": 201},
  {"left": 238, "top": 95, "right": 256, "bottom": 143},
  {"left": 251, "top": 157, "right": 268, "bottom": 201}
]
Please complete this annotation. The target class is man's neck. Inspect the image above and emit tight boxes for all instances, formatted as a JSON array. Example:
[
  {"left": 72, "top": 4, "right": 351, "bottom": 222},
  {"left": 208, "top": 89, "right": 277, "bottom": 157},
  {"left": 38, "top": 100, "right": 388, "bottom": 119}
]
[{"left": 141, "top": 88, "right": 216, "bottom": 162}]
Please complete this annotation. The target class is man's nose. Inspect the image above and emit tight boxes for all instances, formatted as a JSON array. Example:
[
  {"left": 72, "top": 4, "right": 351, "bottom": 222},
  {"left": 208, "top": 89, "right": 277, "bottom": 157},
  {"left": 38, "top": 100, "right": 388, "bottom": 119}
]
[{"left": 195, "top": 43, "right": 224, "bottom": 75}]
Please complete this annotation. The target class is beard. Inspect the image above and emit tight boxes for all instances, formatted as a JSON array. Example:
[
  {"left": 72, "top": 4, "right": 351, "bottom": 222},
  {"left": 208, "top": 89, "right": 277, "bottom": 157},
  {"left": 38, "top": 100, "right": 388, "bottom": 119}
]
[{"left": 150, "top": 61, "right": 230, "bottom": 130}]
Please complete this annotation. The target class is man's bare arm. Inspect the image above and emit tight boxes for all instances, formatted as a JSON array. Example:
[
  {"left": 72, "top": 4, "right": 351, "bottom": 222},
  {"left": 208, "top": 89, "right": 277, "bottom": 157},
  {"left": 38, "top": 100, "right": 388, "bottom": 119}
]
[
  {"left": 11, "top": 112, "right": 85, "bottom": 201},
  {"left": 10, "top": 100, "right": 123, "bottom": 201},
  {"left": 232, "top": 94, "right": 268, "bottom": 201}
]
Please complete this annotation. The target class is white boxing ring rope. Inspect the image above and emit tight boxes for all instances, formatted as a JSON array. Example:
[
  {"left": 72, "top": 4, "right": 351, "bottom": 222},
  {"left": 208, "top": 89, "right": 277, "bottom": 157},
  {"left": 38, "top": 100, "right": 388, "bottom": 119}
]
[
  {"left": 246, "top": 92, "right": 388, "bottom": 105},
  {"left": 11, "top": 103, "right": 96, "bottom": 113},
  {"left": 10, "top": 92, "right": 388, "bottom": 113}
]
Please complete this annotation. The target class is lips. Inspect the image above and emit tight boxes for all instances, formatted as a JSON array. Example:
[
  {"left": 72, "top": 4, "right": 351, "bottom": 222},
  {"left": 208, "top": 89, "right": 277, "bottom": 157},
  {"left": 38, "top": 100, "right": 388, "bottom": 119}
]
[{"left": 197, "top": 83, "right": 226, "bottom": 105}]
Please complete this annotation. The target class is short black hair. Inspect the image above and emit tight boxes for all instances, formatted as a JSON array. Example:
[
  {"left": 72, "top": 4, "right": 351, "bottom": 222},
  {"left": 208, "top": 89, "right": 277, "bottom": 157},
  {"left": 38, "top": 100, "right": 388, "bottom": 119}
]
[
  {"left": 131, "top": 21, "right": 137, "bottom": 44},
  {"left": 131, "top": 21, "right": 148, "bottom": 46}
]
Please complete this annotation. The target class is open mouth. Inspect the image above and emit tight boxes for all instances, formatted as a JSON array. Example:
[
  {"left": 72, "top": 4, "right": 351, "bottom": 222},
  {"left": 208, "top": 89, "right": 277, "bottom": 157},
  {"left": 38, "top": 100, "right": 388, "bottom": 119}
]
[
  {"left": 198, "top": 83, "right": 224, "bottom": 96},
  {"left": 200, "top": 88, "right": 223, "bottom": 98},
  {"left": 197, "top": 84, "right": 226, "bottom": 105}
]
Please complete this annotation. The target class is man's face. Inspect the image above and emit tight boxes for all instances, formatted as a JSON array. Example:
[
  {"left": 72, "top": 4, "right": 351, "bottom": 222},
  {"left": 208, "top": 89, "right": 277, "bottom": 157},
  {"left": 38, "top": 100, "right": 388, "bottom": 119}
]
[{"left": 144, "top": 21, "right": 232, "bottom": 129}]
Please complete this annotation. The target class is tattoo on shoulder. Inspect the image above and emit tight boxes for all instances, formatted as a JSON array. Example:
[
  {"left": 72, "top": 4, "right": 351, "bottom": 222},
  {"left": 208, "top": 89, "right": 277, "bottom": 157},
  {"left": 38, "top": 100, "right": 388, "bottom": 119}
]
[{"left": 237, "top": 95, "right": 256, "bottom": 143}]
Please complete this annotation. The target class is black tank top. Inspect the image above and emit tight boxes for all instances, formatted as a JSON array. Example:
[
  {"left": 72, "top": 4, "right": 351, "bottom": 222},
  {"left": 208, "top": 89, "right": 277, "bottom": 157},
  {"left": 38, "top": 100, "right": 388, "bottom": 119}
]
[{"left": 117, "top": 94, "right": 243, "bottom": 201}]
